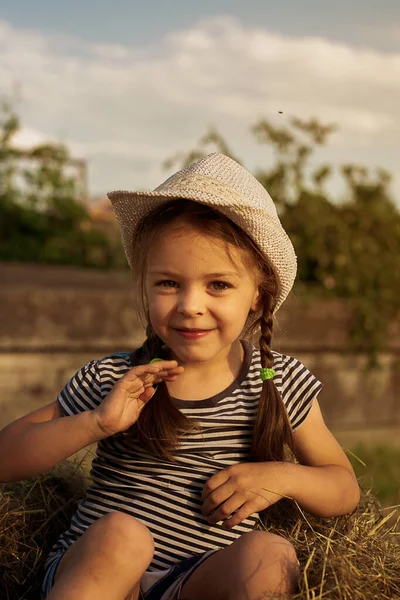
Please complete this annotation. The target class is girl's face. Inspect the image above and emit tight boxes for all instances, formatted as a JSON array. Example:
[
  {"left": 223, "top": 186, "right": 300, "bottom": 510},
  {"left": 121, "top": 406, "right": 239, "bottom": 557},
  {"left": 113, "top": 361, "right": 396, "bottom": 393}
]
[{"left": 145, "top": 222, "right": 261, "bottom": 365}]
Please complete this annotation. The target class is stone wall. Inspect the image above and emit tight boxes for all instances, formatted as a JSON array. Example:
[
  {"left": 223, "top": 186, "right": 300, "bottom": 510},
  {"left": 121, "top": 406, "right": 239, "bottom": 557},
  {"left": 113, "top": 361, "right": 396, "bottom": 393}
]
[{"left": 1, "top": 262, "right": 399, "bottom": 437}]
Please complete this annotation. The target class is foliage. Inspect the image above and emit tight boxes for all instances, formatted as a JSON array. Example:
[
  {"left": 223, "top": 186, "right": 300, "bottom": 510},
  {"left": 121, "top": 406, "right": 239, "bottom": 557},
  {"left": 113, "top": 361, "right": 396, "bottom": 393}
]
[
  {"left": 2, "top": 101, "right": 399, "bottom": 362},
  {"left": 166, "top": 118, "right": 400, "bottom": 365},
  {"left": 0, "top": 102, "right": 117, "bottom": 269},
  {"left": 349, "top": 444, "right": 400, "bottom": 505}
]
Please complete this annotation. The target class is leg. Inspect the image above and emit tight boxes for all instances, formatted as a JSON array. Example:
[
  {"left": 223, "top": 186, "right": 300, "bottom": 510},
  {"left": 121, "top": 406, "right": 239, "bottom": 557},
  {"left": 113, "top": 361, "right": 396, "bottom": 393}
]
[
  {"left": 180, "top": 531, "right": 299, "bottom": 600},
  {"left": 46, "top": 511, "right": 154, "bottom": 600}
]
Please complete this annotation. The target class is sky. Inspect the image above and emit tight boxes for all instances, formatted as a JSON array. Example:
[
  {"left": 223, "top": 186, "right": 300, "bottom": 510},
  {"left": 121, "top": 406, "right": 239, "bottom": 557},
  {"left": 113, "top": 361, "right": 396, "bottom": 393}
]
[{"left": 1, "top": 0, "right": 399, "bottom": 203}]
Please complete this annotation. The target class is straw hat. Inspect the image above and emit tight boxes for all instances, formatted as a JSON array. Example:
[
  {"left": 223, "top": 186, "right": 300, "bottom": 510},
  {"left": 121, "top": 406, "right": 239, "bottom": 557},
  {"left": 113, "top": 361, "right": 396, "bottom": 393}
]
[{"left": 107, "top": 153, "right": 297, "bottom": 334}]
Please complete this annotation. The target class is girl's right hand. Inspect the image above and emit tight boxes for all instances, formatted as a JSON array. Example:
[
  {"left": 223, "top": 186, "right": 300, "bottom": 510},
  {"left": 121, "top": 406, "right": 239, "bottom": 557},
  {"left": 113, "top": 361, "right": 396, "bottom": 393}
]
[{"left": 92, "top": 360, "right": 183, "bottom": 438}]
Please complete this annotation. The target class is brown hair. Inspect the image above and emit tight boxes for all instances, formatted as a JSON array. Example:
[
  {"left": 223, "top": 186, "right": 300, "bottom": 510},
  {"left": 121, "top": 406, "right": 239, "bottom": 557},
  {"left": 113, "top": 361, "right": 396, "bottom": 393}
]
[{"left": 130, "top": 199, "right": 294, "bottom": 462}]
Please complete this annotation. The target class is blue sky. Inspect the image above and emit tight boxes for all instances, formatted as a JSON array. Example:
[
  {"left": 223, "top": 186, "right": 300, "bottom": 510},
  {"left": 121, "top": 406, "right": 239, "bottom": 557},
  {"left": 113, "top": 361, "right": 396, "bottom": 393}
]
[
  {"left": 1, "top": 1, "right": 399, "bottom": 203},
  {"left": 3, "top": 0, "right": 400, "bottom": 51}
]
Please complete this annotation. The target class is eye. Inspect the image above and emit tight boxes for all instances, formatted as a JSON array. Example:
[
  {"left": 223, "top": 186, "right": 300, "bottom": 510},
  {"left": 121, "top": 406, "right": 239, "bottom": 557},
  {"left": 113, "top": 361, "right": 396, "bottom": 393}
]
[
  {"left": 156, "top": 280, "right": 177, "bottom": 288},
  {"left": 210, "top": 281, "right": 232, "bottom": 291}
]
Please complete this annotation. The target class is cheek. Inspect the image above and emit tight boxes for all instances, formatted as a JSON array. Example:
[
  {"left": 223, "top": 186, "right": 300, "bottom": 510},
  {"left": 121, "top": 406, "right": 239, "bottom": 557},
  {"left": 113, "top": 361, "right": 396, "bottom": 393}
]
[
  {"left": 148, "top": 295, "right": 173, "bottom": 325},
  {"left": 218, "top": 295, "right": 254, "bottom": 322}
]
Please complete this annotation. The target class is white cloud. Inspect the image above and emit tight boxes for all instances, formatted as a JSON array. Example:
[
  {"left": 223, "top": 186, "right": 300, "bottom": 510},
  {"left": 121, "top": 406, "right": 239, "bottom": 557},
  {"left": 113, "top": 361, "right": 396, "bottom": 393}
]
[
  {"left": 0, "top": 17, "right": 399, "bottom": 202},
  {"left": 11, "top": 126, "right": 49, "bottom": 149}
]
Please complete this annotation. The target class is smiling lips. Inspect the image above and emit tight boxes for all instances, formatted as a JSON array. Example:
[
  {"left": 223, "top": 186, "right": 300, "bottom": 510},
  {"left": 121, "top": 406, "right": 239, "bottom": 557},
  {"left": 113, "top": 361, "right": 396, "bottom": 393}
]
[
  {"left": 175, "top": 327, "right": 211, "bottom": 332},
  {"left": 174, "top": 327, "right": 213, "bottom": 339}
]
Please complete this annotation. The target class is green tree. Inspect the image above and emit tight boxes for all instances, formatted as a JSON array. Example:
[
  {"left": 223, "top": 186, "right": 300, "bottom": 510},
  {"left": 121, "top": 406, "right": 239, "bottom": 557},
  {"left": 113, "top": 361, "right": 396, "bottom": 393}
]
[
  {"left": 165, "top": 118, "right": 400, "bottom": 365},
  {"left": 0, "top": 103, "right": 116, "bottom": 268}
]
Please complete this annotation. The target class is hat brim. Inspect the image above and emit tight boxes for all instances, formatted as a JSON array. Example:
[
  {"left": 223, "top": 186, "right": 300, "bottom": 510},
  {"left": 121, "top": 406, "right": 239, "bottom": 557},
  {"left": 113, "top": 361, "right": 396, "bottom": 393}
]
[{"left": 108, "top": 177, "right": 296, "bottom": 337}]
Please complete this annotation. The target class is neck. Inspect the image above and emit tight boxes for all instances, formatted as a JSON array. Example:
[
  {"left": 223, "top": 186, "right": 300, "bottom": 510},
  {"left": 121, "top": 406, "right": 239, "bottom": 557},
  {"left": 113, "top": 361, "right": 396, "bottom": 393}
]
[
  {"left": 165, "top": 339, "right": 245, "bottom": 401},
  {"left": 168, "top": 339, "right": 244, "bottom": 379}
]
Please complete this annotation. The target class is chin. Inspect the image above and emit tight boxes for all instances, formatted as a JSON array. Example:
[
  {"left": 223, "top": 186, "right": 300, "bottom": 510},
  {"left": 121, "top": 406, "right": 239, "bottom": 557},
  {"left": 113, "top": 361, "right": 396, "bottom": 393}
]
[
  {"left": 167, "top": 339, "right": 234, "bottom": 364},
  {"left": 171, "top": 347, "right": 214, "bottom": 363}
]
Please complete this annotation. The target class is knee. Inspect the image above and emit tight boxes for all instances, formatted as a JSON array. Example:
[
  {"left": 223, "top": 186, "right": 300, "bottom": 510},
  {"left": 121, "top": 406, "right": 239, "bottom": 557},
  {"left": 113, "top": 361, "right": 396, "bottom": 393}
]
[
  {"left": 228, "top": 531, "right": 299, "bottom": 595},
  {"left": 94, "top": 511, "right": 154, "bottom": 564},
  {"left": 239, "top": 530, "right": 298, "bottom": 567}
]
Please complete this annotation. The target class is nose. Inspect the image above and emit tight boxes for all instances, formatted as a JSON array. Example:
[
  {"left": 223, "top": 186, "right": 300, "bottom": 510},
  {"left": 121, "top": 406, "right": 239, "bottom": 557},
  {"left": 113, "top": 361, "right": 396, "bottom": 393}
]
[{"left": 176, "top": 287, "right": 206, "bottom": 317}]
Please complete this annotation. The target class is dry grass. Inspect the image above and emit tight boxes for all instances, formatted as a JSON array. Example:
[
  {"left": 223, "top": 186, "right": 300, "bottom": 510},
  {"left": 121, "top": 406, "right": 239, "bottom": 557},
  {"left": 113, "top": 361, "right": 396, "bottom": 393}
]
[
  {"left": 0, "top": 462, "right": 87, "bottom": 600},
  {"left": 0, "top": 461, "right": 399, "bottom": 600},
  {"left": 262, "top": 494, "right": 400, "bottom": 599}
]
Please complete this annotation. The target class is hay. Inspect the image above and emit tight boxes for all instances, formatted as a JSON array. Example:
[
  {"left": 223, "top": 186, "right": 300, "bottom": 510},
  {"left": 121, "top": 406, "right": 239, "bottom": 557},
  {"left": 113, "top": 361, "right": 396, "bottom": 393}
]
[
  {"left": 0, "top": 462, "right": 87, "bottom": 600},
  {"left": 261, "top": 494, "right": 400, "bottom": 599},
  {"left": 1, "top": 463, "right": 399, "bottom": 600}
]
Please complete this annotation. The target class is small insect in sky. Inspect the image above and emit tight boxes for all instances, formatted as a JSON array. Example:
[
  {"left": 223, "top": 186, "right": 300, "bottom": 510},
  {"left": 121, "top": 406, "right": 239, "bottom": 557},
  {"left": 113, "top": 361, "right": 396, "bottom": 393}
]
[{"left": 278, "top": 111, "right": 283, "bottom": 114}]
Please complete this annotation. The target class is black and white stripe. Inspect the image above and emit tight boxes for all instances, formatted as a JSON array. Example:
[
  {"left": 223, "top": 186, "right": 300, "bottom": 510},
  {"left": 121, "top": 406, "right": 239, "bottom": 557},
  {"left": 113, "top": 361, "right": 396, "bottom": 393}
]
[{"left": 46, "top": 342, "right": 322, "bottom": 571}]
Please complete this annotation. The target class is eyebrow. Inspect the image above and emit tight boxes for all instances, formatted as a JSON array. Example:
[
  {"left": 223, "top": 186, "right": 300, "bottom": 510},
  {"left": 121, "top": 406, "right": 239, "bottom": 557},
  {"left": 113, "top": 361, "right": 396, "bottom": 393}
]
[{"left": 148, "top": 270, "right": 240, "bottom": 278}]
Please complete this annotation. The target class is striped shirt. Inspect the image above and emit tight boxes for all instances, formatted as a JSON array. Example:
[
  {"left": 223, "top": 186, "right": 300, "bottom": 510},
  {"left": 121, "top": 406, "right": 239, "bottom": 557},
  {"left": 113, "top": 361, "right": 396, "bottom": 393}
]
[{"left": 47, "top": 340, "right": 323, "bottom": 571}]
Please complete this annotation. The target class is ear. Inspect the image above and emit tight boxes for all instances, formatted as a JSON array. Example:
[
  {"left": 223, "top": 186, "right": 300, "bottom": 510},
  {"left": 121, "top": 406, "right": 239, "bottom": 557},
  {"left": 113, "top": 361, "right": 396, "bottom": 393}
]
[{"left": 250, "top": 289, "right": 262, "bottom": 313}]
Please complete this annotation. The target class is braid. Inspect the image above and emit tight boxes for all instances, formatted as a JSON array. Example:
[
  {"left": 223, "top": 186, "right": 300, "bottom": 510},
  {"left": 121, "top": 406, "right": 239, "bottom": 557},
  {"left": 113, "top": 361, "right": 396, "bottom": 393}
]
[
  {"left": 127, "top": 198, "right": 296, "bottom": 462},
  {"left": 259, "top": 293, "right": 275, "bottom": 370},
  {"left": 251, "top": 289, "right": 294, "bottom": 462},
  {"left": 131, "top": 323, "right": 199, "bottom": 460},
  {"left": 139, "top": 323, "right": 164, "bottom": 364}
]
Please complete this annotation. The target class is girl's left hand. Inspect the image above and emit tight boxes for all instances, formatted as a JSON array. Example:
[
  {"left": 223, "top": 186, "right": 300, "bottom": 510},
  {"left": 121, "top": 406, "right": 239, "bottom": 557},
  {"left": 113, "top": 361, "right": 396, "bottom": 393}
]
[{"left": 201, "top": 462, "right": 289, "bottom": 530}]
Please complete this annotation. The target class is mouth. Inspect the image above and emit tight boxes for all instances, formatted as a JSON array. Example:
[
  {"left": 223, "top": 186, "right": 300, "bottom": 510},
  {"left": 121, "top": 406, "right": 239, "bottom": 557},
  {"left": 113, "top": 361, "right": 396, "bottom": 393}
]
[
  {"left": 174, "top": 328, "right": 213, "bottom": 339},
  {"left": 175, "top": 328, "right": 211, "bottom": 332}
]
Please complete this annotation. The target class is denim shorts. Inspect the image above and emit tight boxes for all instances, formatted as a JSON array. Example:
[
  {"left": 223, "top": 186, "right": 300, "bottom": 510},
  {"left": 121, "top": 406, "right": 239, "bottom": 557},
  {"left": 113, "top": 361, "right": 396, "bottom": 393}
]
[{"left": 42, "top": 549, "right": 217, "bottom": 599}]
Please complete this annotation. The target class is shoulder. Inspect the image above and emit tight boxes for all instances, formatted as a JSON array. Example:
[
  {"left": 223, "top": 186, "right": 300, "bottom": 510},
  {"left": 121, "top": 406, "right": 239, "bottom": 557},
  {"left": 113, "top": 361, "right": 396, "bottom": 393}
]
[
  {"left": 248, "top": 343, "right": 316, "bottom": 381},
  {"left": 77, "top": 351, "right": 134, "bottom": 384},
  {"left": 88, "top": 350, "right": 138, "bottom": 389},
  {"left": 58, "top": 350, "right": 134, "bottom": 416},
  {"left": 96, "top": 351, "right": 133, "bottom": 375},
  {"left": 248, "top": 344, "right": 323, "bottom": 431}
]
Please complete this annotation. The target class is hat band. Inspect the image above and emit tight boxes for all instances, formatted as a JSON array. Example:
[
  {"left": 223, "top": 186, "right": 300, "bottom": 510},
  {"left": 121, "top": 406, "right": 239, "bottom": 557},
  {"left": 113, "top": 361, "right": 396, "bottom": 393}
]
[{"left": 152, "top": 172, "right": 254, "bottom": 209}]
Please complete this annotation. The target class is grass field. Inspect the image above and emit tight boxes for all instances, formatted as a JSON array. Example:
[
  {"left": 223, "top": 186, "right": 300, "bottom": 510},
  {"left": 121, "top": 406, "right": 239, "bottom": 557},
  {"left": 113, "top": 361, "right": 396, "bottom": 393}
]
[{"left": 348, "top": 444, "right": 400, "bottom": 506}]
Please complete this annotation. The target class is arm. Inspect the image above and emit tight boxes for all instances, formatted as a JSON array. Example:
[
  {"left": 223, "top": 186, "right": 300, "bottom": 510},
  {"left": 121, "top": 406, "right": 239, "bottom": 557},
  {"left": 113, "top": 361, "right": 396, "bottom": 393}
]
[
  {"left": 283, "top": 399, "right": 360, "bottom": 517},
  {"left": 0, "top": 359, "right": 183, "bottom": 483},
  {"left": 0, "top": 401, "right": 104, "bottom": 482},
  {"left": 202, "top": 399, "right": 360, "bottom": 527}
]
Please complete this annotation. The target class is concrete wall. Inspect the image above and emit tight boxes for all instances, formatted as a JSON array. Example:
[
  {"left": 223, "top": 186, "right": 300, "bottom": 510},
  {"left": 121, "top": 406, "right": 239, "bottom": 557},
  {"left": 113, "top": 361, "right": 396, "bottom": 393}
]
[{"left": 1, "top": 262, "right": 399, "bottom": 439}]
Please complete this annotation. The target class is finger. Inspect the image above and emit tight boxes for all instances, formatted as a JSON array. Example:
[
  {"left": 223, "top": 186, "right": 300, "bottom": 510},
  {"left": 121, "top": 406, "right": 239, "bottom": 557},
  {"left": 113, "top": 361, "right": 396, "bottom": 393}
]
[
  {"left": 129, "top": 361, "right": 180, "bottom": 379},
  {"left": 205, "top": 493, "right": 246, "bottom": 525},
  {"left": 138, "top": 386, "right": 156, "bottom": 404},
  {"left": 141, "top": 372, "right": 159, "bottom": 387},
  {"left": 136, "top": 397, "right": 147, "bottom": 412},
  {"left": 150, "top": 366, "right": 184, "bottom": 386},
  {"left": 122, "top": 365, "right": 163, "bottom": 385},
  {"left": 155, "top": 375, "right": 179, "bottom": 383},
  {"left": 142, "top": 373, "right": 180, "bottom": 388},
  {"left": 202, "top": 482, "right": 237, "bottom": 516},
  {"left": 122, "top": 377, "right": 146, "bottom": 393},
  {"left": 148, "top": 360, "right": 180, "bottom": 370},
  {"left": 140, "top": 365, "right": 184, "bottom": 386},
  {"left": 153, "top": 366, "right": 184, "bottom": 379},
  {"left": 153, "top": 372, "right": 183, "bottom": 384},
  {"left": 135, "top": 370, "right": 169, "bottom": 388},
  {"left": 149, "top": 359, "right": 179, "bottom": 367},
  {"left": 221, "top": 502, "right": 256, "bottom": 530},
  {"left": 202, "top": 469, "right": 230, "bottom": 501}
]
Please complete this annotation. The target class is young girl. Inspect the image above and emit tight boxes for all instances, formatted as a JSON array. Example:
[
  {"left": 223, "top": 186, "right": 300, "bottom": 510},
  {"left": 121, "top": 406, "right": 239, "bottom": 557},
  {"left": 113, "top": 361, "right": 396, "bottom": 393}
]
[{"left": 0, "top": 153, "right": 360, "bottom": 600}]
